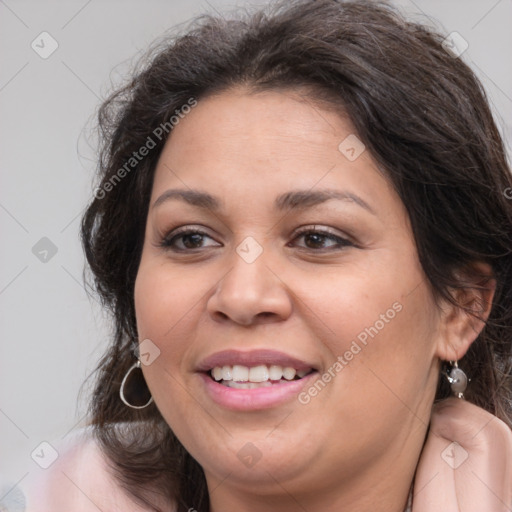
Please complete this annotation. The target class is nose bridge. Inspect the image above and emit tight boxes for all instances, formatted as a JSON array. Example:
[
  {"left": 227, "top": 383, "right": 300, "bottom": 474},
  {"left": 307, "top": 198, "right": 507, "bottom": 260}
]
[{"left": 206, "top": 236, "right": 292, "bottom": 325}]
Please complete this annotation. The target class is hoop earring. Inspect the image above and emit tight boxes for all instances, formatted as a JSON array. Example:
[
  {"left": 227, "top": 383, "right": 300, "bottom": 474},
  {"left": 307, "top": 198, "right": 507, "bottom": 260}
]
[
  {"left": 445, "top": 360, "right": 468, "bottom": 399},
  {"left": 119, "top": 360, "right": 154, "bottom": 409}
]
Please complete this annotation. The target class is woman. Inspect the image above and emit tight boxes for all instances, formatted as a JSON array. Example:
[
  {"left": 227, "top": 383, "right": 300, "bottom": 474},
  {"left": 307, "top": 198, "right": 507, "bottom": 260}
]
[{"left": 26, "top": 0, "right": 512, "bottom": 510}]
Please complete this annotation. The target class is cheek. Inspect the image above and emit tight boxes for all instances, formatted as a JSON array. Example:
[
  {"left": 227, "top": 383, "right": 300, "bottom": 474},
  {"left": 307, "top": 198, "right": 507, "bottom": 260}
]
[
  {"left": 135, "top": 259, "right": 203, "bottom": 339},
  {"left": 294, "top": 261, "right": 422, "bottom": 355},
  {"left": 134, "top": 260, "right": 199, "bottom": 377},
  {"left": 325, "top": 279, "right": 438, "bottom": 415},
  {"left": 134, "top": 261, "right": 205, "bottom": 422},
  {"left": 298, "top": 252, "right": 439, "bottom": 405}
]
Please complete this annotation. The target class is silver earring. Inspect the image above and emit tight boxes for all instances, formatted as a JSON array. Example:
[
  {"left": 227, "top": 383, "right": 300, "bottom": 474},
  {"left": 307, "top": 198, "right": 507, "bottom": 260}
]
[
  {"left": 445, "top": 360, "right": 468, "bottom": 399},
  {"left": 119, "top": 359, "right": 154, "bottom": 409}
]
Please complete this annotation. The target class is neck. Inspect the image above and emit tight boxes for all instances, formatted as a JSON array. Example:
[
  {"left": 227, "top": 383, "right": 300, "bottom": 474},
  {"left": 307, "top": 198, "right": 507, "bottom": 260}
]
[{"left": 205, "top": 444, "right": 418, "bottom": 512}]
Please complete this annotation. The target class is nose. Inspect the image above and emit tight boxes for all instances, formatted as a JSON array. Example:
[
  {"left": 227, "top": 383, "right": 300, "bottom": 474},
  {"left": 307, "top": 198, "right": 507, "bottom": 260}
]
[{"left": 206, "top": 246, "right": 293, "bottom": 326}]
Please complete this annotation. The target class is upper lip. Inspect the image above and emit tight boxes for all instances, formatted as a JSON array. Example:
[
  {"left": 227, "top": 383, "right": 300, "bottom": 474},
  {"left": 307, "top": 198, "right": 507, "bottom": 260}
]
[{"left": 196, "top": 349, "right": 317, "bottom": 372}]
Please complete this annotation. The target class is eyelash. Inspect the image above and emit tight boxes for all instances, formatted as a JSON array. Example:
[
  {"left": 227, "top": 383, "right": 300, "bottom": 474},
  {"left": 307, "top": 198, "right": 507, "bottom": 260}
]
[{"left": 159, "top": 225, "right": 354, "bottom": 253}]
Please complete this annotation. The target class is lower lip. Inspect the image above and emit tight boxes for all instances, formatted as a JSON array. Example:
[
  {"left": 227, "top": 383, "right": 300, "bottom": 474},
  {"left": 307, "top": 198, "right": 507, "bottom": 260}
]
[{"left": 199, "top": 372, "right": 318, "bottom": 411}]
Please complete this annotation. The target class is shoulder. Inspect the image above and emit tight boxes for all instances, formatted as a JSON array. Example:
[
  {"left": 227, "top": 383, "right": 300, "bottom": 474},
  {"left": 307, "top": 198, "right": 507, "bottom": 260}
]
[
  {"left": 23, "top": 425, "right": 155, "bottom": 512},
  {"left": 430, "top": 396, "right": 512, "bottom": 448},
  {"left": 413, "top": 398, "right": 512, "bottom": 512}
]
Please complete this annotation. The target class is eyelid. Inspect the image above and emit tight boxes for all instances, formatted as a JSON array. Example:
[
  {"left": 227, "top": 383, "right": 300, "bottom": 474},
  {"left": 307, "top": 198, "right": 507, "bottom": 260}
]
[{"left": 292, "top": 224, "right": 351, "bottom": 239}]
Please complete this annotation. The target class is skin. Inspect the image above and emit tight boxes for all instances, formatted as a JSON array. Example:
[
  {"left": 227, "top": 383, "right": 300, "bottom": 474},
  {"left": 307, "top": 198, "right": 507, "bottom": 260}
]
[{"left": 134, "top": 87, "right": 493, "bottom": 512}]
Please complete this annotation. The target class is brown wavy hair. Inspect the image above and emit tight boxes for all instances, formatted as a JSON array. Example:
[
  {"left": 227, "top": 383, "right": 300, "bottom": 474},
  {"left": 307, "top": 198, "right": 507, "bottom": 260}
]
[{"left": 80, "top": 0, "right": 512, "bottom": 510}]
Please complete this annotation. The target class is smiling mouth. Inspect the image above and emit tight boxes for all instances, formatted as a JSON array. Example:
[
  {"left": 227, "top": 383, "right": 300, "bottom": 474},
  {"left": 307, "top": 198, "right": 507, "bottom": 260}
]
[{"left": 209, "top": 364, "right": 316, "bottom": 389}]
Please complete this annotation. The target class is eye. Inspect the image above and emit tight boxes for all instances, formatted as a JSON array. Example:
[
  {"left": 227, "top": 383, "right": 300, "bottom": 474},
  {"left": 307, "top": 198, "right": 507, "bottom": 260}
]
[
  {"left": 289, "top": 226, "right": 354, "bottom": 251},
  {"left": 160, "top": 227, "right": 220, "bottom": 251},
  {"left": 159, "top": 225, "right": 354, "bottom": 253}
]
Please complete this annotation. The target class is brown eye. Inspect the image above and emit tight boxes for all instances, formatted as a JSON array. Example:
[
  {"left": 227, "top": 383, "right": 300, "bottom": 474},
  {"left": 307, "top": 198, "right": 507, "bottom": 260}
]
[
  {"left": 160, "top": 228, "right": 220, "bottom": 252},
  {"left": 290, "top": 227, "right": 353, "bottom": 251}
]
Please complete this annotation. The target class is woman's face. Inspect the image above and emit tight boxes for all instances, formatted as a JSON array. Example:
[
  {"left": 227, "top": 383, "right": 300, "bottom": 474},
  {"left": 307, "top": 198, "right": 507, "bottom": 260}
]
[{"left": 134, "top": 88, "right": 444, "bottom": 500}]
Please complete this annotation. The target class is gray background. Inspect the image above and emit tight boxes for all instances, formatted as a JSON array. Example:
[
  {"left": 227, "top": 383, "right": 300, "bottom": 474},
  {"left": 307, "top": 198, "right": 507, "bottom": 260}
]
[{"left": 1, "top": 0, "right": 511, "bottom": 500}]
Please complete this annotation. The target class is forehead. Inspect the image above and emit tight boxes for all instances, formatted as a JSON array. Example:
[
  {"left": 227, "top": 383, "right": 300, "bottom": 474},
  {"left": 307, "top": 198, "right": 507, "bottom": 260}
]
[
  {"left": 150, "top": 88, "right": 396, "bottom": 215},
  {"left": 158, "top": 88, "right": 352, "bottom": 161}
]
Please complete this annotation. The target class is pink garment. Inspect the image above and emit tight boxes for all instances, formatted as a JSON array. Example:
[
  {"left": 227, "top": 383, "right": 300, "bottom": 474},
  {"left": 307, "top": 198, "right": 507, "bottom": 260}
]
[
  {"left": 23, "top": 398, "right": 512, "bottom": 511},
  {"left": 23, "top": 426, "right": 151, "bottom": 511},
  {"left": 412, "top": 397, "right": 512, "bottom": 511}
]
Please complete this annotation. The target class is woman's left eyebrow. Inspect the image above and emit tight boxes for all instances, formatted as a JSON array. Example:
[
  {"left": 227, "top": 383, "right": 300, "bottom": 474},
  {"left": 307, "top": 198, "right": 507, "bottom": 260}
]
[
  {"left": 275, "top": 189, "right": 376, "bottom": 215},
  {"left": 152, "top": 188, "right": 376, "bottom": 215}
]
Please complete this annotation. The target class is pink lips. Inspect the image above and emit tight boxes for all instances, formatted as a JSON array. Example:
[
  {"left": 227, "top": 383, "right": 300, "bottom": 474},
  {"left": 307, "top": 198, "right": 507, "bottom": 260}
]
[
  {"left": 196, "top": 349, "right": 318, "bottom": 411},
  {"left": 196, "top": 349, "right": 316, "bottom": 373},
  {"left": 199, "top": 372, "right": 317, "bottom": 411}
]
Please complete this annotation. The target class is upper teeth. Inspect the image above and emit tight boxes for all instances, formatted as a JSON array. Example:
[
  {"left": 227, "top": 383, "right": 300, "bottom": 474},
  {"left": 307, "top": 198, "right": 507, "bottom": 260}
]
[{"left": 211, "top": 364, "right": 310, "bottom": 382}]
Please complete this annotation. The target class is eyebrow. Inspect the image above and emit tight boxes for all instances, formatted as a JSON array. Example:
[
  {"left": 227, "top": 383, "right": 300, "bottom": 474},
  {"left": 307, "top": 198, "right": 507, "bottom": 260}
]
[{"left": 152, "top": 188, "right": 376, "bottom": 215}]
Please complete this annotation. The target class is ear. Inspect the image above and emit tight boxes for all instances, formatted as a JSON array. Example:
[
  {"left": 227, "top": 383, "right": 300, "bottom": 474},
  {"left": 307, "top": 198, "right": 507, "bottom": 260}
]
[{"left": 435, "top": 262, "right": 496, "bottom": 361}]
